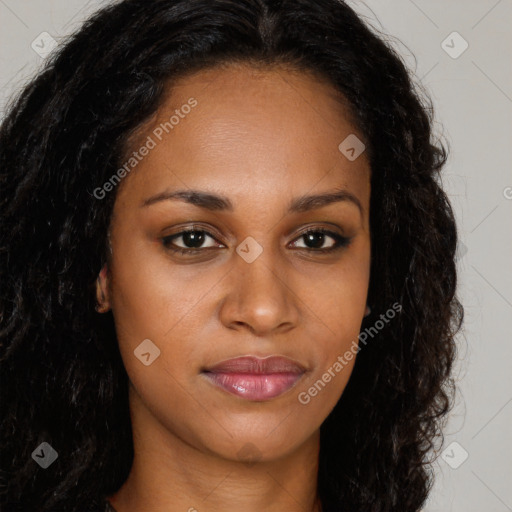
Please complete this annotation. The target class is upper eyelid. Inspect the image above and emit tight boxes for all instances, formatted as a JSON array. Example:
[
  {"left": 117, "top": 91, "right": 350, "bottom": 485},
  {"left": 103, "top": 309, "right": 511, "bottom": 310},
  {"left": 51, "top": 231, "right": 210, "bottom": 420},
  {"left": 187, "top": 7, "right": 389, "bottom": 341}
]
[{"left": 165, "top": 228, "right": 223, "bottom": 241}]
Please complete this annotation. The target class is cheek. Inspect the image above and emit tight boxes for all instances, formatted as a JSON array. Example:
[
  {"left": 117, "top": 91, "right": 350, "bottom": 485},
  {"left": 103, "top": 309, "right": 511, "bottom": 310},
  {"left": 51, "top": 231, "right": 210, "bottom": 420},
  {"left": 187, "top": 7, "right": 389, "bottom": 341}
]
[
  {"left": 108, "top": 252, "right": 210, "bottom": 426},
  {"left": 296, "top": 258, "right": 369, "bottom": 409},
  {"left": 296, "top": 358, "right": 356, "bottom": 420},
  {"left": 304, "top": 251, "right": 369, "bottom": 338},
  {"left": 107, "top": 242, "right": 220, "bottom": 383},
  {"left": 294, "top": 290, "right": 361, "bottom": 420},
  {"left": 108, "top": 232, "right": 221, "bottom": 335}
]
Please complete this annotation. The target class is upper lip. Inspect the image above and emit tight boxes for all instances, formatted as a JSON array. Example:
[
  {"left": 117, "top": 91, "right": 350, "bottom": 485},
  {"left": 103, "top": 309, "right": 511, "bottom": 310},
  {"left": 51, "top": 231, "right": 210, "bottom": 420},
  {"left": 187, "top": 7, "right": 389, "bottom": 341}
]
[{"left": 203, "top": 355, "right": 306, "bottom": 374}]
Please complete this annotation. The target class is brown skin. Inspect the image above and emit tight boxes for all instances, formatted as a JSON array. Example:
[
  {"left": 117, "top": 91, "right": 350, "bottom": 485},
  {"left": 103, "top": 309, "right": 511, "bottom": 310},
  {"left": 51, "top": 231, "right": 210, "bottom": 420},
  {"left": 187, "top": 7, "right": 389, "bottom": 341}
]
[{"left": 97, "top": 62, "right": 371, "bottom": 512}]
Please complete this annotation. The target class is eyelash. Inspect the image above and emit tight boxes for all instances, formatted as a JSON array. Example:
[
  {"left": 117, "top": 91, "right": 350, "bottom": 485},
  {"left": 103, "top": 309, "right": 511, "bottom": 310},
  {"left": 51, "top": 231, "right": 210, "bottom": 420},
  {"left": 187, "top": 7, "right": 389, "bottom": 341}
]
[{"left": 161, "top": 227, "right": 352, "bottom": 256}]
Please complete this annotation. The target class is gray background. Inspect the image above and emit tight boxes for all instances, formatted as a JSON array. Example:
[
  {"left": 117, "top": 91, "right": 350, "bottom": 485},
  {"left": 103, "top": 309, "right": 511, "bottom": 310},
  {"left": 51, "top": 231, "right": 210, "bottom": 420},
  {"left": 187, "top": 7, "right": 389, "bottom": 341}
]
[{"left": 1, "top": 0, "right": 511, "bottom": 510}]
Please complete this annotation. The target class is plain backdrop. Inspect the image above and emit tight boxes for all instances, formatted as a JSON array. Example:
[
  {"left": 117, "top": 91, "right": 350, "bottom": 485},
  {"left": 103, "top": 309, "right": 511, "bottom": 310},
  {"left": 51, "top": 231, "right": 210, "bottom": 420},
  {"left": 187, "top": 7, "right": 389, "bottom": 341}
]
[{"left": 1, "top": 1, "right": 511, "bottom": 510}]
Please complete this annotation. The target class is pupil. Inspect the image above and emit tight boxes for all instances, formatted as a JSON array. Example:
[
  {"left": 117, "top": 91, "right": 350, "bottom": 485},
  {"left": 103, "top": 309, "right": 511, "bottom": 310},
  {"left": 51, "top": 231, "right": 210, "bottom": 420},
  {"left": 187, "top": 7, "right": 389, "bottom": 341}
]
[
  {"left": 305, "top": 232, "right": 324, "bottom": 249},
  {"left": 184, "top": 231, "right": 205, "bottom": 248}
]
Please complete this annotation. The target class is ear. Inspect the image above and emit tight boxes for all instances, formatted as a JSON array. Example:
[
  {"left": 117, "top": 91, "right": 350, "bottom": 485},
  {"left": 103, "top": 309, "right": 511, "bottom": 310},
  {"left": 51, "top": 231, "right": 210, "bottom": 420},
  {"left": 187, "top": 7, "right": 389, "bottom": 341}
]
[{"left": 95, "top": 263, "right": 111, "bottom": 313}]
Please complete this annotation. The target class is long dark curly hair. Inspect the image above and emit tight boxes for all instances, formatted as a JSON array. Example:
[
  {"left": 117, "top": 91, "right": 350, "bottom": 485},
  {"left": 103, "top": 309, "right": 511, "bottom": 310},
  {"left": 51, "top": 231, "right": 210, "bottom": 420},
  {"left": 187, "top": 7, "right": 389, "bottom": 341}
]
[{"left": 0, "top": 0, "right": 463, "bottom": 510}]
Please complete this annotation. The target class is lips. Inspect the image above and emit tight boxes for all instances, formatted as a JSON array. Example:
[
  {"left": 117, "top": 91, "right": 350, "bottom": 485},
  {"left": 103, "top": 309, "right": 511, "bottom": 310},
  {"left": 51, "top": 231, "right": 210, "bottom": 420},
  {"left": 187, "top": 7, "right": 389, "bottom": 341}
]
[{"left": 201, "top": 355, "right": 306, "bottom": 401}]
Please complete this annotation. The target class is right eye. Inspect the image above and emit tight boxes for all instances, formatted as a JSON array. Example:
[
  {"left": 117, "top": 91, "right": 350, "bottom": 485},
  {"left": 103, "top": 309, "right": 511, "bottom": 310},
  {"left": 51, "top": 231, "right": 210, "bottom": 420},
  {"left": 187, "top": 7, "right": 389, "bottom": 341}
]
[{"left": 162, "top": 228, "right": 224, "bottom": 255}]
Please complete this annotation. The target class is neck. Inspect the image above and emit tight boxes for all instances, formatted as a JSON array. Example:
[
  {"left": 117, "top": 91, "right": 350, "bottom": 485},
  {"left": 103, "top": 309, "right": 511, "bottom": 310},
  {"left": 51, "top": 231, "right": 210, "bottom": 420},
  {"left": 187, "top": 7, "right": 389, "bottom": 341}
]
[{"left": 108, "top": 386, "right": 322, "bottom": 512}]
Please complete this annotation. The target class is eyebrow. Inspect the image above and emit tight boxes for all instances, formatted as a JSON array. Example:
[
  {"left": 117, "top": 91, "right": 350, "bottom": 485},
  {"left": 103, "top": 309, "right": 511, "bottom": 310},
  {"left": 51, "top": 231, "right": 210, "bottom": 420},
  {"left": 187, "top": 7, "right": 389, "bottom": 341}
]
[{"left": 141, "top": 186, "right": 363, "bottom": 217}]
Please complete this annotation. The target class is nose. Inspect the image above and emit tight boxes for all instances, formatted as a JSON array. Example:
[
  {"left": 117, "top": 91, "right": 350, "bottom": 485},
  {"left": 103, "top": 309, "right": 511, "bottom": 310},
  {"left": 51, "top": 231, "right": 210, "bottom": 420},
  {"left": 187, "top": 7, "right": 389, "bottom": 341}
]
[{"left": 219, "top": 244, "right": 300, "bottom": 336}]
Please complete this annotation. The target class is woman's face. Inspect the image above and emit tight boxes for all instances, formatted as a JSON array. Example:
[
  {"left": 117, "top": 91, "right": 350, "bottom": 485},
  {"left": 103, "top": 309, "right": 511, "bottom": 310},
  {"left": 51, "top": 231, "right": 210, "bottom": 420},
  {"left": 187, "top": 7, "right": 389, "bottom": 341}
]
[{"left": 99, "top": 63, "right": 371, "bottom": 462}]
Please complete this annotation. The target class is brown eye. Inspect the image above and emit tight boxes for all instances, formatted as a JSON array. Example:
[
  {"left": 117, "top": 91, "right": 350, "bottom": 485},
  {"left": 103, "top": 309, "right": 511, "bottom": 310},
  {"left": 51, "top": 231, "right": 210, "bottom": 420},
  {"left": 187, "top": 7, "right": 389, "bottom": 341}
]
[
  {"left": 290, "top": 228, "right": 352, "bottom": 253},
  {"left": 162, "top": 229, "right": 222, "bottom": 254}
]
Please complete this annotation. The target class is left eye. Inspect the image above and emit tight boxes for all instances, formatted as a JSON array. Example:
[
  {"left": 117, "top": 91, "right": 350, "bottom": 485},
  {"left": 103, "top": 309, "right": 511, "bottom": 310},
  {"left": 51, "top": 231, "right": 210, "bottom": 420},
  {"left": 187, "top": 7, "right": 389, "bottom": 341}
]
[{"left": 289, "top": 228, "right": 351, "bottom": 252}]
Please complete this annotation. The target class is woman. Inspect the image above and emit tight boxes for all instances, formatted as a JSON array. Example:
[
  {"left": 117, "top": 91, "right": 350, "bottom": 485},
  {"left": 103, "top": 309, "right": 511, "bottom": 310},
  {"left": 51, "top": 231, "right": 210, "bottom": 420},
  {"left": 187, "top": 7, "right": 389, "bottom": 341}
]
[{"left": 0, "top": 0, "right": 463, "bottom": 510}]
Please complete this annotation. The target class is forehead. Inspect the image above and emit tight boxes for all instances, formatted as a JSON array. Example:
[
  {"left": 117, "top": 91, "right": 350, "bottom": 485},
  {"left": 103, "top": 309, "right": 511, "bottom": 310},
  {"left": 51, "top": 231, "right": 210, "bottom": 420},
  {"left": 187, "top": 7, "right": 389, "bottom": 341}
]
[{"left": 115, "top": 62, "right": 370, "bottom": 216}]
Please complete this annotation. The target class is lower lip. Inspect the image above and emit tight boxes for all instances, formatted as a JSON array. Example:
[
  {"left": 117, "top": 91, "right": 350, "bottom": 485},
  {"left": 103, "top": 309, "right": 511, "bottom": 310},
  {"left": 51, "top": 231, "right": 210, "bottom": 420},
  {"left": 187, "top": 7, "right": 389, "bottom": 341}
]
[{"left": 202, "top": 372, "right": 304, "bottom": 401}]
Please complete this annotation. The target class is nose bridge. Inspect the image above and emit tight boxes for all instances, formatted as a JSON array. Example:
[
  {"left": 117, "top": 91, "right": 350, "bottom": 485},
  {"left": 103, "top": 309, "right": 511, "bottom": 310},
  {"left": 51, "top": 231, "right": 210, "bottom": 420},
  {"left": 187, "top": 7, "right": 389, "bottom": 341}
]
[
  {"left": 238, "top": 240, "right": 281, "bottom": 296},
  {"left": 221, "top": 235, "right": 298, "bottom": 335}
]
